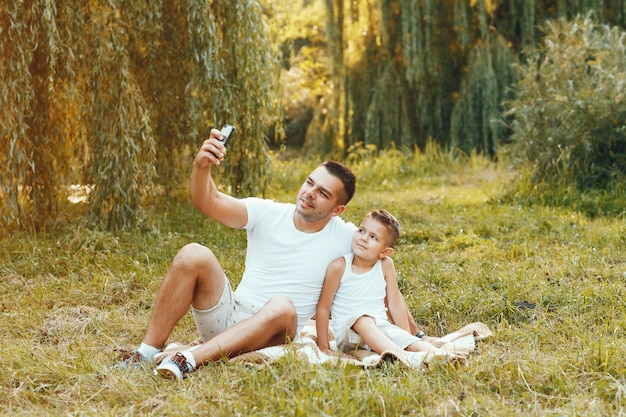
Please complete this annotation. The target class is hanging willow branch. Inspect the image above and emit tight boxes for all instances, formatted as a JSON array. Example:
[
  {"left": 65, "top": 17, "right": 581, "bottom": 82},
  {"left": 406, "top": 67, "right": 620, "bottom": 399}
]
[
  {"left": 1, "top": 0, "right": 277, "bottom": 231},
  {"left": 188, "top": 0, "right": 276, "bottom": 196},
  {"left": 85, "top": 1, "right": 156, "bottom": 229},
  {"left": 450, "top": 34, "right": 518, "bottom": 156},
  {"left": 0, "top": 0, "right": 77, "bottom": 231}
]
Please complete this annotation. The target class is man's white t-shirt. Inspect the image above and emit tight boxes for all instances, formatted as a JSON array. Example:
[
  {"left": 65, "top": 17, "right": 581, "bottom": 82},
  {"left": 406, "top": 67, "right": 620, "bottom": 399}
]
[{"left": 235, "top": 197, "right": 356, "bottom": 332}]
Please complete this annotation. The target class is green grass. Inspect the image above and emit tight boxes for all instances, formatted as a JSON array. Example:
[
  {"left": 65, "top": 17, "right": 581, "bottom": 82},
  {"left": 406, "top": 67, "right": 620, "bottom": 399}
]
[{"left": 2, "top": 151, "right": 626, "bottom": 416}]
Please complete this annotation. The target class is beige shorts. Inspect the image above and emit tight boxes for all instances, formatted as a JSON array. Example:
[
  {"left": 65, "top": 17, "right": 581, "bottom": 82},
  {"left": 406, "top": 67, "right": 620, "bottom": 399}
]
[
  {"left": 338, "top": 314, "right": 421, "bottom": 351},
  {"left": 191, "top": 279, "right": 260, "bottom": 342}
]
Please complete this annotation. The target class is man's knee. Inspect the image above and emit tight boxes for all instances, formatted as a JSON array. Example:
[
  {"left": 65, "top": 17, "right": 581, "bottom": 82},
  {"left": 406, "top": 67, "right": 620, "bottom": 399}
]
[
  {"left": 263, "top": 296, "right": 297, "bottom": 335},
  {"left": 173, "top": 243, "right": 216, "bottom": 271},
  {"left": 178, "top": 242, "right": 214, "bottom": 259},
  {"left": 266, "top": 296, "right": 296, "bottom": 318}
]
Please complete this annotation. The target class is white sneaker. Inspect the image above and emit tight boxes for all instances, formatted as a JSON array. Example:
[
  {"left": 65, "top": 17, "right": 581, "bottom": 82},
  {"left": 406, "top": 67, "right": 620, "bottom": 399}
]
[
  {"left": 403, "top": 351, "right": 430, "bottom": 368},
  {"left": 115, "top": 350, "right": 152, "bottom": 369},
  {"left": 154, "top": 352, "right": 193, "bottom": 381},
  {"left": 405, "top": 350, "right": 454, "bottom": 368}
]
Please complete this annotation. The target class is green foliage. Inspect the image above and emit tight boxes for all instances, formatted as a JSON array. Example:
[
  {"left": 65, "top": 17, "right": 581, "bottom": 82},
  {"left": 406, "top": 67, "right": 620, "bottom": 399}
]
[
  {"left": 0, "top": 0, "right": 75, "bottom": 231},
  {"left": 500, "top": 167, "right": 626, "bottom": 218},
  {"left": 7, "top": 0, "right": 626, "bottom": 232},
  {"left": 149, "top": 0, "right": 193, "bottom": 192},
  {"left": 506, "top": 14, "right": 626, "bottom": 191},
  {"left": 345, "top": 140, "right": 483, "bottom": 192}
]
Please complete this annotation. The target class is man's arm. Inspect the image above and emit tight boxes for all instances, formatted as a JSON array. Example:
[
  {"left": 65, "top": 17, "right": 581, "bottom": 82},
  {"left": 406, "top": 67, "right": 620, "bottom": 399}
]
[
  {"left": 190, "top": 128, "right": 248, "bottom": 228},
  {"left": 316, "top": 258, "right": 345, "bottom": 351}
]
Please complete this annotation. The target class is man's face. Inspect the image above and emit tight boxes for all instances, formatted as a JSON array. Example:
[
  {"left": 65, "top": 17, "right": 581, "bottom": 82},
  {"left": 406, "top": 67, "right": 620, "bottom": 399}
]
[{"left": 295, "top": 166, "right": 346, "bottom": 223}]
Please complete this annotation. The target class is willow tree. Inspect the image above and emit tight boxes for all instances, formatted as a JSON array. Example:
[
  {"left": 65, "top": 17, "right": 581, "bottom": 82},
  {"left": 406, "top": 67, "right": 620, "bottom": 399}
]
[
  {"left": 0, "top": 0, "right": 276, "bottom": 231},
  {"left": 302, "top": 0, "right": 346, "bottom": 155},
  {"left": 315, "top": 0, "right": 626, "bottom": 158},
  {"left": 80, "top": 1, "right": 157, "bottom": 229},
  {"left": 318, "top": 0, "right": 486, "bottom": 155}
]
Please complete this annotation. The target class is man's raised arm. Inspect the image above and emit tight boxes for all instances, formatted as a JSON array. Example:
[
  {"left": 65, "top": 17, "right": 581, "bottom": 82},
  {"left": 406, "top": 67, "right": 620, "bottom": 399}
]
[{"left": 190, "top": 128, "right": 248, "bottom": 229}]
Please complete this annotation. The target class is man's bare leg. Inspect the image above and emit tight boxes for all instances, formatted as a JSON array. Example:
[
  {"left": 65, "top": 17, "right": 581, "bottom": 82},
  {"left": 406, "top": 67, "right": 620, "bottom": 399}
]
[
  {"left": 143, "top": 243, "right": 227, "bottom": 350},
  {"left": 189, "top": 295, "right": 298, "bottom": 365},
  {"left": 154, "top": 295, "right": 298, "bottom": 379}
]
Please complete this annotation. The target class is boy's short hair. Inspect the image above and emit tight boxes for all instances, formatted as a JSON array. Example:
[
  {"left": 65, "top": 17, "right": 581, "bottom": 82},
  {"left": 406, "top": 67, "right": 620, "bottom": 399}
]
[
  {"left": 320, "top": 161, "right": 356, "bottom": 205},
  {"left": 367, "top": 209, "right": 400, "bottom": 247}
]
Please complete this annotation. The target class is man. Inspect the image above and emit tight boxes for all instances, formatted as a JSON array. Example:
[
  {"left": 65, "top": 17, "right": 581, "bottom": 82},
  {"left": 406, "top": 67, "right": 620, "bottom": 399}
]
[{"left": 121, "top": 128, "right": 431, "bottom": 380}]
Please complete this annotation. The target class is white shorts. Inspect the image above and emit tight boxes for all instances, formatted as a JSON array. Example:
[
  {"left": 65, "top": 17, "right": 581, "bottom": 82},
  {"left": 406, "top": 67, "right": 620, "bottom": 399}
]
[
  {"left": 337, "top": 314, "right": 421, "bottom": 351},
  {"left": 191, "top": 279, "right": 261, "bottom": 342}
]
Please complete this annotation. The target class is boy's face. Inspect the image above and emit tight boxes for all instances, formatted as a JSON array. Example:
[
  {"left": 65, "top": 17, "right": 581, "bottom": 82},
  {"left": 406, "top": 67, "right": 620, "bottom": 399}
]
[{"left": 352, "top": 216, "right": 393, "bottom": 261}]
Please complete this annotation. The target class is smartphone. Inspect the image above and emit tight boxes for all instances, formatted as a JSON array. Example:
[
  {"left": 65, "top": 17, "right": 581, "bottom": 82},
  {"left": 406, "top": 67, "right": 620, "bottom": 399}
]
[{"left": 220, "top": 124, "right": 235, "bottom": 146}]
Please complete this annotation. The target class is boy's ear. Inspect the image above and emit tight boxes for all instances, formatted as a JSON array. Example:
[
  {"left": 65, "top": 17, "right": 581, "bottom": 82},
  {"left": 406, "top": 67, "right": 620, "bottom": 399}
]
[{"left": 379, "top": 247, "right": 394, "bottom": 258}]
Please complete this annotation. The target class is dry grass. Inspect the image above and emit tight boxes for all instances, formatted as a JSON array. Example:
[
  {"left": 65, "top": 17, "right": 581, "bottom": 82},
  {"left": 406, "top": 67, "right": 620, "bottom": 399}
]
[{"left": 2, "top": 152, "right": 626, "bottom": 416}]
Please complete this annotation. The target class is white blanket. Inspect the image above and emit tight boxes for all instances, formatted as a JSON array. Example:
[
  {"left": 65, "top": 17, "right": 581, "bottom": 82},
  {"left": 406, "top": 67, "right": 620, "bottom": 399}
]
[{"left": 156, "top": 320, "right": 492, "bottom": 369}]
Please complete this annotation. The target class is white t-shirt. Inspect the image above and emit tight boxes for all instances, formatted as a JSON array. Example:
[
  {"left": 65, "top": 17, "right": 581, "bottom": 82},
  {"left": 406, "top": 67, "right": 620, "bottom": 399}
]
[
  {"left": 235, "top": 197, "right": 356, "bottom": 332},
  {"left": 331, "top": 253, "right": 389, "bottom": 342}
]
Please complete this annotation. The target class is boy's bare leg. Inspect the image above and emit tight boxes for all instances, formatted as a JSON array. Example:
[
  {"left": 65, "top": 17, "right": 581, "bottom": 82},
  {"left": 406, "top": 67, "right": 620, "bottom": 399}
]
[
  {"left": 189, "top": 295, "right": 298, "bottom": 365},
  {"left": 405, "top": 340, "right": 441, "bottom": 353},
  {"left": 143, "top": 243, "right": 227, "bottom": 349},
  {"left": 352, "top": 317, "right": 462, "bottom": 367},
  {"left": 351, "top": 316, "right": 406, "bottom": 357}
]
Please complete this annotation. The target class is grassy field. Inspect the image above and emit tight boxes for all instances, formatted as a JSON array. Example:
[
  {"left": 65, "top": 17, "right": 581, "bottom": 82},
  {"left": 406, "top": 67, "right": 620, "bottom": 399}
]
[{"left": 2, "top": 150, "right": 626, "bottom": 416}]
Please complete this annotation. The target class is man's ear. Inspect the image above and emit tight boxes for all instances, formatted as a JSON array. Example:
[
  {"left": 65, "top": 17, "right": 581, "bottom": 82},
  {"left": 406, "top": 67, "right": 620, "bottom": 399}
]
[
  {"left": 379, "top": 247, "right": 394, "bottom": 258},
  {"left": 331, "top": 204, "right": 346, "bottom": 216}
]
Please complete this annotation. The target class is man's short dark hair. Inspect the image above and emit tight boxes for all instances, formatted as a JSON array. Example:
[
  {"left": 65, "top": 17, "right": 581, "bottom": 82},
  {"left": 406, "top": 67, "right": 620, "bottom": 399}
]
[{"left": 321, "top": 161, "right": 356, "bottom": 205}]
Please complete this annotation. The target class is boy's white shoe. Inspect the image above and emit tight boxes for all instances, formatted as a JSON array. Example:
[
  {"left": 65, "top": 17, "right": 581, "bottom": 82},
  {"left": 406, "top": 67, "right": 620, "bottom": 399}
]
[
  {"left": 403, "top": 351, "right": 431, "bottom": 368},
  {"left": 404, "top": 350, "right": 454, "bottom": 368}
]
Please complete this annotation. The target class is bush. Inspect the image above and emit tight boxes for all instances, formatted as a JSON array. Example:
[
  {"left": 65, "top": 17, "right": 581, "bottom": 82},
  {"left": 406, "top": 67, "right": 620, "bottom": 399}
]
[{"left": 506, "top": 13, "right": 626, "bottom": 190}]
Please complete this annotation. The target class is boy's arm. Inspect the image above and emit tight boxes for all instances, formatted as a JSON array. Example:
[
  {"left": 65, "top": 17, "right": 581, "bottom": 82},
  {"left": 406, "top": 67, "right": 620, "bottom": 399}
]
[
  {"left": 382, "top": 258, "right": 411, "bottom": 333},
  {"left": 316, "top": 258, "right": 345, "bottom": 351}
]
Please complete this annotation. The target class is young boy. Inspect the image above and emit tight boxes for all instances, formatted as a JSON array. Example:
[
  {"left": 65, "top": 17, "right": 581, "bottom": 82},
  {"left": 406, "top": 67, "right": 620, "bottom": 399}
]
[{"left": 315, "top": 209, "right": 455, "bottom": 367}]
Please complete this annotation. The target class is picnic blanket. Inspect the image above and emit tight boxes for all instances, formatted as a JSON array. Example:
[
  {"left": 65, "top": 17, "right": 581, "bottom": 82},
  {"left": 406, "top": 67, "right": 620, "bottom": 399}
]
[{"left": 155, "top": 320, "right": 492, "bottom": 369}]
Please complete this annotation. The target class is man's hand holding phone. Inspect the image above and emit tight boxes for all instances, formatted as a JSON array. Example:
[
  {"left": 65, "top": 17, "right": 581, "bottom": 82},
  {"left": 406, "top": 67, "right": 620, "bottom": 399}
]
[
  {"left": 195, "top": 124, "right": 235, "bottom": 167},
  {"left": 220, "top": 124, "right": 235, "bottom": 146}
]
